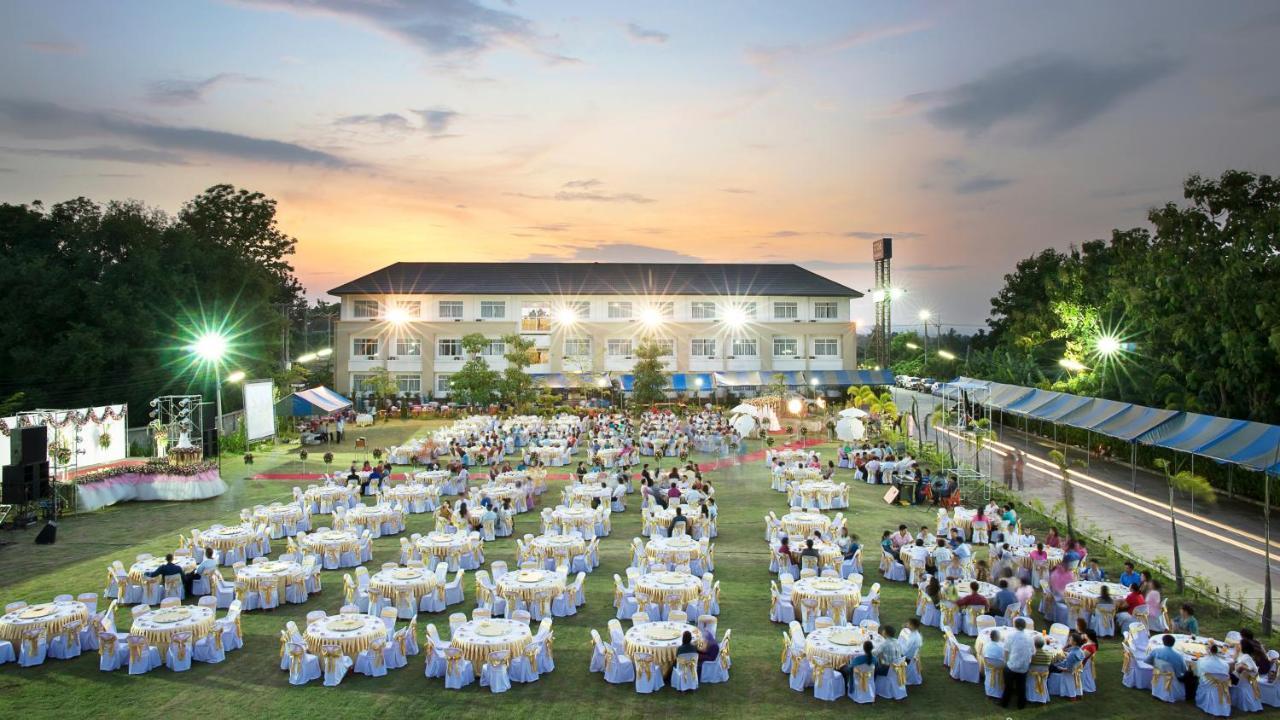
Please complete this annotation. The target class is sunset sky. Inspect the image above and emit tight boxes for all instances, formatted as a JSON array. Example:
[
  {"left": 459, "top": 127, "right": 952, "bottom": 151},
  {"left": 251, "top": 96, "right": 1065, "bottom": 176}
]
[{"left": 3, "top": 1, "right": 1279, "bottom": 331}]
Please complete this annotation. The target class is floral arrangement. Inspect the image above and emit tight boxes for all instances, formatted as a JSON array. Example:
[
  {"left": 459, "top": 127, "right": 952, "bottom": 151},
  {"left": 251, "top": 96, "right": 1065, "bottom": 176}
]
[
  {"left": 299, "top": 449, "right": 309, "bottom": 461},
  {"left": 67, "top": 460, "right": 218, "bottom": 486},
  {"left": 323, "top": 452, "right": 334, "bottom": 465},
  {"left": 372, "top": 447, "right": 383, "bottom": 460},
  {"left": 244, "top": 453, "right": 254, "bottom": 465},
  {"left": 98, "top": 432, "right": 112, "bottom": 450},
  {"left": 51, "top": 441, "right": 72, "bottom": 465}
]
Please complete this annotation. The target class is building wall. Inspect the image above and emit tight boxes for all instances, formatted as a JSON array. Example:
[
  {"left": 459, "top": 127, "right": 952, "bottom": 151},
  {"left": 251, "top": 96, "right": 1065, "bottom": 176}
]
[{"left": 333, "top": 293, "right": 859, "bottom": 399}]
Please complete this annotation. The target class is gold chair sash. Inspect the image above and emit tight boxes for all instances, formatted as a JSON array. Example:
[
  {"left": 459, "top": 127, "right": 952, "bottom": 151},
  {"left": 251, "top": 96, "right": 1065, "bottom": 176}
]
[
  {"left": 369, "top": 640, "right": 385, "bottom": 669},
  {"left": 288, "top": 645, "right": 307, "bottom": 682},
  {"left": 854, "top": 666, "right": 873, "bottom": 692},
  {"left": 894, "top": 660, "right": 908, "bottom": 686},
  {"left": 129, "top": 640, "right": 147, "bottom": 664},
  {"left": 280, "top": 631, "right": 289, "bottom": 659},
  {"left": 210, "top": 625, "right": 224, "bottom": 651},
  {"left": 635, "top": 657, "right": 653, "bottom": 680},
  {"left": 1204, "top": 674, "right": 1231, "bottom": 705},
  {"left": 321, "top": 645, "right": 344, "bottom": 675},
  {"left": 1029, "top": 669, "right": 1049, "bottom": 696},
  {"left": 446, "top": 653, "right": 465, "bottom": 677},
  {"left": 987, "top": 663, "right": 1004, "bottom": 692},
  {"left": 100, "top": 633, "right": 118, "bottom": 657}
]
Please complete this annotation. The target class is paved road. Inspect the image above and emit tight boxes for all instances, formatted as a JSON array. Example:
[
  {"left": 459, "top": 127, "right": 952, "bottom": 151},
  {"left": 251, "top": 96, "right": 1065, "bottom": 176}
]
[{"left": 891, "top": 388, "right": 1277, "bottom": 622}]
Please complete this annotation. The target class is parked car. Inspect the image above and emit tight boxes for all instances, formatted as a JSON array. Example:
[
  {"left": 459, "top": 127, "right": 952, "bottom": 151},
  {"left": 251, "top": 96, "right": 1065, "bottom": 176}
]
[{"left": 917, "top": 377, "right": 936, "bottom": 392}]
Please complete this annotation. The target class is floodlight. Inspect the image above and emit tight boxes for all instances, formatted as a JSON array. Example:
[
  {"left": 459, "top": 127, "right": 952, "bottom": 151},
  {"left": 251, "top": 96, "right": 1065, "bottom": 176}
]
[
  {"left": 641, "top": 307, "right": 663, "bottom": 327},
  {"left": 191, "top": 332, "right": 228, "bottom": 362},
  {"left": 385, "top": 307, "right": 409, "bottom": 325},
  {"left": 296, "top": 352, "right": 318, "bottom": 364},
  {"left": 871, "top": 290, "right": 886, "bottom": 303},
  {"left": 316, "top": 348, "right": 333, "bottom": 358},
  {"left": 889, "top": 287, "right": 905, "bottom": 300},
  {"left": 809, "top": 378, "right": 819, "bottom": 387},
  {"left": 1059, "top": 357, "right": 1087, "bottom": 372},
  {"left": 556, "top": 307, "right": 578, "bottom": 325},
  {"left": 1096, "top": 335, "right": 1121, "bottom": 357},
  {"left": 937, "top": 350, "right": 956, "bottom": 360},
  {"left": 905, "top": 342, "right": 919, "bottom": 350},
  {"left": 918, "top": 309, "right": 932, "bottom": 321},
  {"left": 724, "top": 306, "right": 747, "bottom": 327},
  {"left": 226, "top": 370, "right": 247, "bottom": 383},
  {"left": 695, "top": 378, "right": 704, "bottom": 388},
  {"left": 787, "top": 398, "right": 803, "bottom": 414}
]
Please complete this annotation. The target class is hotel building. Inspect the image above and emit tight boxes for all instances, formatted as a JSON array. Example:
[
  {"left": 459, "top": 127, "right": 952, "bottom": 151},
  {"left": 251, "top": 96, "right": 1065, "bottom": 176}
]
[{"left": 328, "top": 262, "right": 866, "bottom": 400}]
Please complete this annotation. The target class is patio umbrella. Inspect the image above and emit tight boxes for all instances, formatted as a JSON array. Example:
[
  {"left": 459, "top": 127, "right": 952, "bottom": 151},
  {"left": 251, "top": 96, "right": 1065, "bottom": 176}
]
[
  {"left": 838, "top": 407, "right": 869, "bottom": 419},
  {"left": 835, "top": 417, "right": 865, "bottom": 441},
  {"left": 731, "top": 414, "right": 758, "bottom": 437},
  {"left": 730, "top": 404, "right": 760, "bottom": 417}
]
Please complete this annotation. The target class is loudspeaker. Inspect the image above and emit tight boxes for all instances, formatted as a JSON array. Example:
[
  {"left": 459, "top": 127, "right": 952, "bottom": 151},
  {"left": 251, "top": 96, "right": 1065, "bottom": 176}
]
[
  {"left": 34, "top": 520, "right": 57, "bottom": 545},
  {"left": 28, "top": 461, "right": 50, "bottom": 500},
  {"left": 10, "top": 426, "right": 48, "bottom": 465},
  {"left": 202, "top": 428, "right": 219, "bottom": 457},
  {"left": 2, "top": 465, "right": 26, "bottom": 504}
]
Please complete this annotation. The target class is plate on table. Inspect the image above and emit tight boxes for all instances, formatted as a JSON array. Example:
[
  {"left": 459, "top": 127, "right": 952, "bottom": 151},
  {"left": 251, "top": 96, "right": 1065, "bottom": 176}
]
[
  {"left": 151, "top": 608, "right": 193, "bottom": 624},
  {"left": 18, "top": 604, "right": 56, "bottom": 620},
  {"left": 812, "top": 579, "right": 845, "bottom": 591},
  {"left": 392, "top": 569, "right": 423, "bottom": 580},
  {"left": 516, "top": 571, "right": 546, "bottom": 583},
  {"left": 476, "top": 622, "right": 508, "bottom": 637},
  {"left": 327, "top": 617, "right": 366, "bottom": 632},
  {"left": 428, "top": 533, "right": 454, "bottom": 542},
  {"left": 216, "top": 527, "right": 243, "bottom": 536},
  {"left": 654, "top": 573, "right": 687, "bottom": 585},
  {"left": 643, "top": 626, "right": 682, "bottom": 642},
  {"left": 257, "top": 562, "right": 289, "bottom": 573},
  {"left": 829, "top": 630, "right": 861, "bottom": 646}
]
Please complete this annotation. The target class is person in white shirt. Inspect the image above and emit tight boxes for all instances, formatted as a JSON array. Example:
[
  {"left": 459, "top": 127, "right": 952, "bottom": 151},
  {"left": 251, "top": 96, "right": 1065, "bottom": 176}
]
[
  {"left": 1002, "top": 618, "right": 1034, "bottom": 709},
  {"left": 931, "top": 540, "right": 954, "bottom": 571},
  {"left": 865, "top": 458, "right": 881, "bottom": 484},
  {"left": 898, "top": 619, "right": 923, "bottom": 659},
  {"left": 1196, "top": 643, "right": 1231, "bottom": 678},
  {"left": 983, "top": 630, "right": 1006, "bottom": 665},
  {"left": 906, "top": 540, "right": 930, "bottom": 568}
]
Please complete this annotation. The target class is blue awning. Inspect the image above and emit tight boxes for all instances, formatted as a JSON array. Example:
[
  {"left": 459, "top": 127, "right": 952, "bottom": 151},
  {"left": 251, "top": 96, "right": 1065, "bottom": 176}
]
[
  {"left": 807, "top": 370, "right": 852, "bottom": 385},
  {"left": 670, "top": 373, "right": 713, "bottom": 392},
  {"left": 1027, "top": 393, "right": 1094, "bottom": 422},
  {"left": 1004, "top": 389, "right": 1064, "bottom": 416},
  {"left": 1056, "top": 398, "right": 1133, "bottom": 432},
  {"left": 713, "top": 371, "right": 765, "bottom": 387},
  {"left": 280, "top": 386, "right": 352, "bottom": 416},
  {"left": 984, "top": 382, "right": 1036, "bottom": 410},
  {"left": 1194, "top": 422, "right": 1280, "bottom": 474},
  {"left": 1137, "top": 412, "right": 1250, "bottom": 454},
  {"left": 1091, "top": 405, "right": 1181, "bottom": 442},
  {"left": 848, "top": 369, "right": 896, "bottom": 385}
]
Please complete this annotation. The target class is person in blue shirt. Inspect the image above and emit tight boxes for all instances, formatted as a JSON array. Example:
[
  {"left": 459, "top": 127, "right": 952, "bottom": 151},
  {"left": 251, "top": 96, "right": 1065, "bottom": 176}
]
[
  {"left": 1172, "top": 604, "right": 1199, "bottom": 635},
  {"left": 1145, "top": 633, "right": 1196, "bottom": 700},
  {"left": 1080, "top": 558, "right": 1106, "bottom": 581},
  {"left": 1051, "top": 631, "right": 1086, "bottom": 674},
  {"left": 992, "top": 579, "right": 1018, "bottom": 615},
  {"left": 1118, "top": 562, "right": 1142, "bottom": 589},
  {"left": 841, "top": 640, "right": 877, "bottom": 692}
]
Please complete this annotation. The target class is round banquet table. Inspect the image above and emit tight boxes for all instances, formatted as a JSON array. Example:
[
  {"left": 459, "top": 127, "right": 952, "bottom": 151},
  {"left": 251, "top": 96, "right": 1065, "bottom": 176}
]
[
  {"left": 495, "top": 568, "right": 565, "bottom": 608},
  {"left": 305, "top": 485, "right": 357, "bottom": 513},
  {"left": 477, "top": 485, "right": 524, "bottom": 509},
  {"left": 1063, "top": 581, "right": 1130, "bottom": 612},
  {"left": 416, "top": 470, "right": 451, "bottom": 483},
  {"left": 201, "top": 526, "right": 259, "bottom": 564},
  {"left": 129, "top": 556, "right": 197, "bottom": 585},
  {"left": 1005, "top": 545, "right": 1065, "bottom": 569},
  {"left": 950, "top": 507, "right": 976, "bottom": 535},
  {"left": 341, "top": 505, "right": 400, "bottom": 536},
  {"left": 772, "top": 449, "right": 817, "bottom": 464},
  {"left": 530, "top": 447, "right": 564, "bottom": 463},
  {"left": 236, "top": 560, "right": 305, "bottom": 602},
  {"left": 551, "top": 506, "right": 598, "bottom": 535},
  {"left": 645, "top": 535, "right": 703, "bottom": 566},
  {"left": 647, "top": 507, "right": 712, "bottom": 538},
  {"left": 594, "top": 448, "right": 621, "bottom": 465},
  {"left": 0, "top": 601, "right": 89, "bottom": 644},
  {"left": 635, "top": 571, "right": 703, "bottom": 607},
  {"left": 806, "top": 625, "right": 873, "bottom": 666},
  {"left": 790, "top": 576, "right": 862, "bottom": 615},
  {"left": 565, "top": 484, "right": 613, "bottom": 505},
  {"left": 305, "top": 613, "right": 387, "bottom": 658},
  {"left": 369, "top": 567, "right": 440, "bottom": 610},
  {"left": 527, "top": 534, "right": 586, "bottom": 563},
  {"left": 790, "top": 481, "right": 847, "bottom": 509},
  {"left": 779, "top": 511, "right": 832, "bottom": 538},
  {"left": 975, "top": 626, "right": 1065, "bottom": 657},
  {"left": 383, "top": 484, "right": 432, "bottom": 510},
  {"left": 255, "top": 504, "right": 304, "bottom": 538},
  {"left": 415, "top": 531, "right": 471, "bottom": 561},
  {"left": 770, "top": 539, "right": 842, "bottom": 570},
  {"left": 1142, "top": 633, "right": 1236, "bottom": 665},
  {"left": 451, "top": 619, "right": 532, "bottom": 677},
  {"left": 624, "top": 620, "right": 698, "bottom": 672},
  {"left": 300, "top": 530, "right": 361, "bottom": 566},
  {"left": 131, "top": 605, "right": 216, "bottom": 651}
]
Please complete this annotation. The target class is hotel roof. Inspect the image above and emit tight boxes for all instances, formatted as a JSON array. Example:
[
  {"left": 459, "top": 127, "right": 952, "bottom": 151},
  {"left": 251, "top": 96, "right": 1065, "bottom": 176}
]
[{"left": 329, "top": 262, "right": 862, "bottom": 298}]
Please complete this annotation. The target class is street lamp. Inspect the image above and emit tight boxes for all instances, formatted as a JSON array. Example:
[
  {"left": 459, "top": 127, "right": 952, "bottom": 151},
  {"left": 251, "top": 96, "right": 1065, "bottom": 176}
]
[
  {"left": 226, "top": 370, "right": 247, "bottom": 384},
  {"left": 1096, "top": 335, "right": 1121, "bottom": 357},
  {"left": 641, "top": 307, "right": 663, "bottom": 328},
  {"left": 937, "top": 350, "right": 956, "bottom": 361},
  {"left": 724, "top": 306, "right": 746, "bottom": 328},
  {"left": 918, "top": 309, "right": 932, "bottom": 358},
  {"left": 905, "top": 342, "right": 920, "bottom": 350},
  {"left": 189, "top": 331, "right": 229, "bottom": 466},
  {"left": 695, "top": 376, "right": 704, "bottom": 404},
  {"left": 1059, "top": 357, "right": 1087, "bottom": 372}
]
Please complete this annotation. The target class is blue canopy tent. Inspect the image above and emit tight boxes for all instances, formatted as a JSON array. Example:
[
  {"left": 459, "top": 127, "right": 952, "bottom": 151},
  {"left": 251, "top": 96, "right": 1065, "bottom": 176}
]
[
  {"left": 1193, "top": 422, "right": 1280, "bottom": 475},
  {"left": 712, "top": 371, "right": 766, "bottom": 387},
  {"left": 1057, "top": 398, "right": 1135, "bottom": 432},
  {"left": 1004, "top": 389, "right": 1064, "bottom": 417},
  {"left": 847, "top": 369, "right": 897, "bottom": 385},
  {"left": 1092, "top": 405, "right": 1181, "bottom": 442},
  {"left": 277, "top": 386, "right": 353, "bottom": 417},
  {"left": 617, "top": 373, "right": 712, "bottom": 393},
  {"left": 1027, "top": 394, "right": 1095, "bottom": 423},
  {"left": 984, "top": 382, "right": 1036, "bottom": 411}
]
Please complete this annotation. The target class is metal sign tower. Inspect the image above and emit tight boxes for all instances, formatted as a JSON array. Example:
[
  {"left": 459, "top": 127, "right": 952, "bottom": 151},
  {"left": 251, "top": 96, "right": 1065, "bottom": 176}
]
[{"left": 871, "top": 237, "right": 893, "bottom": 367}]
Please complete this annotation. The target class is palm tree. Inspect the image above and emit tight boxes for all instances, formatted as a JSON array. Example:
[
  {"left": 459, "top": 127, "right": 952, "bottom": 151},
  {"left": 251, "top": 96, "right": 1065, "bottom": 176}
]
[
  {"left": 1153, "top": 458, "right": 1216, "bottom": 593},
  {"left": 931, "top": 408, "right": 956, "bottom": 466}
]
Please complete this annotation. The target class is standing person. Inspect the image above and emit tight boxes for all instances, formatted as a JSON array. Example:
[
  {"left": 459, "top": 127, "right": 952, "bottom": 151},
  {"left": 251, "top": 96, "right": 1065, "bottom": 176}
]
[
  {"left": 336, "top": 415, "right": 345, "bottom": 444},
  {"left": 1002, "top": 452, "right": 1013, "bottom": 490},
  {"left": 1002, "top": 617, "right": 1034, "bottom": 709},
  {"left": 1014, "top": 450, "right": 1026, "bottom": 491}
]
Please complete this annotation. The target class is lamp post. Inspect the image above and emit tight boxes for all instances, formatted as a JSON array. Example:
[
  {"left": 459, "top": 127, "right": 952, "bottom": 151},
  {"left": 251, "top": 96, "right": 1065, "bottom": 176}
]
[
  {"left": 918, "top": 309, "right": 931, "bottom": 361},
  {"left": 191, "top": 332, "right": 229, "bottom": 468},
  {"left": 695, "top": 376, "right": 704, "bottom": 405}
]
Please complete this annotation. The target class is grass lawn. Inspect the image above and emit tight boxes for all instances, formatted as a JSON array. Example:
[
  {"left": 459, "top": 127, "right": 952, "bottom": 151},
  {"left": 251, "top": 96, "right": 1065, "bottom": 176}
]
[{"left": 0, "top": 418, "right": 1252, "bottom": 719}]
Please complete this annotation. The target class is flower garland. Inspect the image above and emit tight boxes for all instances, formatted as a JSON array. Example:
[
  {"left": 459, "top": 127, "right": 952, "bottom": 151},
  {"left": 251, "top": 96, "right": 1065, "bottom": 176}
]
[
  {"left": 64, "top": 460, "right": 218, "bottom": 487},
  {"left": 0, "top": 405, "right": 126, "bottom": 437}
]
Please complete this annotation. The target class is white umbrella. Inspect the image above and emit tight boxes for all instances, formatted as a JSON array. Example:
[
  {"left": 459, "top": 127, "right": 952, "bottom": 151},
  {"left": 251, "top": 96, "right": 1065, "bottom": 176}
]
[
  {"left": 838, "top": 407, "right": 869, "bottom": 419},
  {"left": 731, "top": 414, "right": 758, "bottom": 437},
  {"left": 730, "top": 404, "right": 759, "bottom": 418},
  {"left": 835, "top": 417, "right": 865, "bottom": 441}
]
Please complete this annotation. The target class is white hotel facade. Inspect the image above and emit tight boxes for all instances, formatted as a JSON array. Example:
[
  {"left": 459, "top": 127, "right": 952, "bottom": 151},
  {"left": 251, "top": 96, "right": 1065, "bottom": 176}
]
[{"left": 328, "top": 262, "right": 864, "bottom": 401}]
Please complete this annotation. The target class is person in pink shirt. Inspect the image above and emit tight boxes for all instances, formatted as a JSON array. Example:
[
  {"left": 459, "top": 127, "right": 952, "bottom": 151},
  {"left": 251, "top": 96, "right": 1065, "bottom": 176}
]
[
  {"left": 1044, "top": 527, "right": 1062, "bottom": 549},
  {"left": 1029, "top": 543, "right": 1048, "bottom": 563},
  {"left": 1049, "top": 563, "right": 1075, "bottom": 596},
  {"left": 1145, "top": 579, "right": 1163, "bottom": 616}
]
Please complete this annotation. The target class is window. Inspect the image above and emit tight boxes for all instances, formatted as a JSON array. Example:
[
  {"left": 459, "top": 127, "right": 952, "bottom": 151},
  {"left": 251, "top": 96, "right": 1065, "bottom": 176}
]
[
  {"left": 731, "top": 338, "right": 758, "bottom": 357},
  {"left": 561, "top": 300, "right": 590, "bottom": 322},
  {"left": 435, "top": 374, "right": 452, "bottom": 394},
  {"left": 397, "top": 374, "right": 421, "bottom": 395},
  {"left": 607, "top": 339, "right": 633, "bottom": 357},
  {"left": 814, "top": 301, "right": 838, "bottom": 319},
  {"left": 527, "top": 348, "right": 551, "bottom": 365},
  {"left": 521, "top": 301, "right": 551, "bottom": 332},
  {"left": 437, "top": 338, "right": 462, "bottom": 358},
  {"left": 351, "top": 374, "right": 374, "bottom": 395},
  {"left": 814, "top": 338, "right": 840, "bottom": 356},
  {"left": 482, "top": 339, "right": 506, "bottom": 356},
  {"left": 480, "top": 300, "right": 506, "bottom": 319},
  {"left": 734, "top": 302, "right": 757, "bottom": 318},
  {"left": 607, "top": 301, "right": 633, "bottom": 319},
  {"left": 774, "top": 301, "right": 798, "bottom": 319},
  {"left": 650, "top": 338, "right": 675, "bottom": 356},
  {"left": 773, "top": 337, "right": 798, "bottom": 357},
  {"left": 353, "top": 338, "right": 379, "bottom": 357},
  {"left": 564, "top": 337, "right": 591, "bottom": 356},
  {"left": 438, "top": 300, "right": 463, "bottom": 319},
  {"left": 691, "top": 301, "right": 717, "bottom": 320},
  {"left": 395, "top": 338, "right": 422, "bottom": 356},
  {"left": 652, "top": 301, "right": 675, "bottom": 318},
  {"left": 691, "top": 338, "right": 716, "bottom": 357},
  {"left": 352, "top": 299, "right": 379, "bottom": 318},
  {"left": 394, "top": 300, "right": 421, "bottom": 318}
]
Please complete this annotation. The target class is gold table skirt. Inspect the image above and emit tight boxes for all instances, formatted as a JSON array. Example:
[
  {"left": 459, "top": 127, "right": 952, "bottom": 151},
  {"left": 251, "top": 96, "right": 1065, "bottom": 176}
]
[
  {"left": 790, "top": 588, "right": 862, "bottom": 616},
  {"left": 305, "top": 626, "right": 386, "bottom": 658},
  {"left": 453, "top": 636, "right": 531, "bottom": 678},
  {"left": 635, "top": 577, "right": 702, "bottom": 605},
  {"left": 0, "top": 605, "right": 89, "bottom": 643},
  {"left": 130, "top": 615, "right": 216, "bottom": 648}
]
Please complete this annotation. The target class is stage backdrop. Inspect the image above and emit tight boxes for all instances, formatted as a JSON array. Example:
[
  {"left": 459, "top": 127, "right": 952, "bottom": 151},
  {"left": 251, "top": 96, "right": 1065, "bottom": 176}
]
[
  {"left": 243, "top": 379, "right": 276, "bottom": 441},
  {"left": 0, "top": 404, "right": 128, "bottom": 470}
]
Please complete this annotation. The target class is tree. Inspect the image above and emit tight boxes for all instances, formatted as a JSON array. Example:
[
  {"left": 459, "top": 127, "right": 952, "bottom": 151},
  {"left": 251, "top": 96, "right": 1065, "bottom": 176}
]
[
  {"left": 363, "top": 367, "right": 399, "bottom": 409},
  {"left": 498, "top": 333, "right": 536, "bottom": 409},
  {"left": 1047, "top": 450, "right": 1079, "bottom": 539},
  {"left": 765, "top": 373, "right": 787, "bottom": 401},
  {"left": 448, "top": 333, "right": 500, "bottom": 407},
  {"left": 631, "top": 342, "right": 668, "bottom": 405},
  {"left": 178, "top": 184, "right": 302, "bottom": 302},
  {"left": 1153, "top": 458, "right": 1217, "bottom": 593}
]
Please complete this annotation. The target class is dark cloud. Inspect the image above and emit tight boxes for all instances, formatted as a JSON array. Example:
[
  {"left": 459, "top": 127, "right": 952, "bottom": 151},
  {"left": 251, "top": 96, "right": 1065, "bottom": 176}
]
[
  {"left": 0, "top": 144, "right": 190, "bottom": 166},
  {"left": 413, "top": 107, "right": 460, "bottom": 135},
  {"left": 0, "top": 98, "right": 352, "bottom": 168},
  {"left": 799, "top": 259, "right": 965, "bottom": 272},
  {"left": 520, "top": 242, "right": 701, "bottom": 263},
  {"left": 910, "top": 53, "right": 1179, "bottom": 138},
  {"left": 954, "top": 175, "right": 1014, "bottom": 194},
  {"left": 25, "top": 41, "right": 81, "bottom": 55},
  {"left": 240, "top": 0, "right": 550, "bottom": 61},
  {"left": 334, "top": 108, "right": 461, "bottom": 138},
  {"left": 626, "top": 23, "right": 669, "bottom": 44},
  {"left": 146, "top": 73, "right": 261, "bottom": 106},
  {"left": 843, "top": 230, "right": 925, "bottom": 240},
  {"left": 334, "top": 113, "right": 416, "bottom": 133}
]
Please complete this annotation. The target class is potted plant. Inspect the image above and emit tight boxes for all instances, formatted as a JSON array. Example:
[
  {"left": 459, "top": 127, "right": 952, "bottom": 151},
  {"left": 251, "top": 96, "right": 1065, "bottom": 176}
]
[
  {"left": 323, "top": 451, "right": 334, "bottom": 470},
  {"left": 299, "top": 449, "right": 308, "bottom": 475},
  {"left": 243, "top": 452, "right": 254, "bottom": 465},
  {"left": 372, "top": 447, "right": 383, "bottom": 462}
]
